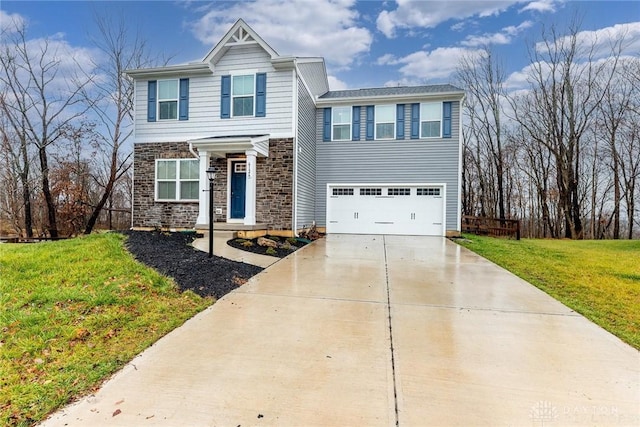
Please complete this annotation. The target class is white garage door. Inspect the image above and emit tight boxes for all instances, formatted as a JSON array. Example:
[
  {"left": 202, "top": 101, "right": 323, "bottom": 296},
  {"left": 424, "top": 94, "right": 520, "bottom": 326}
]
[{"left": 326, "top": 184, "right": 445, "bottom": 236}]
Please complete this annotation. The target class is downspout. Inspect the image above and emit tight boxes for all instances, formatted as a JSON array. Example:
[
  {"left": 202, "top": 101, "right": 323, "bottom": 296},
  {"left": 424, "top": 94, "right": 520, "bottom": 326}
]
[
  {"left": 292, "top": 66, "right": 299, "bottom": 236},
  {"left": 188, "top": 141, "right": 199, "bottom": 159}
]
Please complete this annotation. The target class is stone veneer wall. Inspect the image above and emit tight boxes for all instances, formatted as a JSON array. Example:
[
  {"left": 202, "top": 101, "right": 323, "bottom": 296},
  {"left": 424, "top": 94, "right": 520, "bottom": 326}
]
[
  {"left": 134, "top": 139, "right": 294, "bottom": 230},
  {"left": 256, "top": 138, "right": 293, "bottom": 230},
  {"left": 133, "top": 142, "right": 199, "bottom": 229}
]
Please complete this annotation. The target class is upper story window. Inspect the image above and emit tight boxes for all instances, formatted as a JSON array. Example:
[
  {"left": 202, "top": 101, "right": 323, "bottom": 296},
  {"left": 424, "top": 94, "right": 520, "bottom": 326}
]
[
  {"left": 420, "top": 102, "right": 442, "bottom": 138},
  {"left": 147, "top": 79, "right": 188, "bottom": 122},
  {"left": 156, "top": 159, "right": 199, "bottom": 201},
  {"left": 221, "top": 73, "right": 266, "bottom": 119},
  {"left": 232, "top": 75, "right": 255, "bottom": 116},
  {"left": 332, "top": 107, "right": 351, "bottom": 141},
  {"left": 158, "top": 80, "right": 179, "bottom": 120},
  {"left": 375, "top": 105, "right": 395, "bottom": 140}
]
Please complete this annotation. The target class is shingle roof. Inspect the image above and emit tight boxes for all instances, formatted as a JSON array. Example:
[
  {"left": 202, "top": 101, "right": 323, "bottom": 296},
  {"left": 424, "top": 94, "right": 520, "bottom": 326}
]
[{"left": 319, "top": 84, "right": 463, "bottom": 99}]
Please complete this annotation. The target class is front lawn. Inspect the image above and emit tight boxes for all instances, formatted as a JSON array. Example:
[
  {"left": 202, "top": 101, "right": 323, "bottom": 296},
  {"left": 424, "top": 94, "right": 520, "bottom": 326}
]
[
  {"left": 0, "top": 233, "right": 212, "bottom": 426},
  {"left": 455, "top": 235, "right": 640, "bottom": 350}
]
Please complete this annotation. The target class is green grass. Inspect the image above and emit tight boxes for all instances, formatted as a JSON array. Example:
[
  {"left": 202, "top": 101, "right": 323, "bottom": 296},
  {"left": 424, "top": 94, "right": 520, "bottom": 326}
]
[
  {"left": 0, "top": 233, "right": 212, "bottom": 426},
  {"left": 455, "top": 234, "right": 640, "bottom": 350}
]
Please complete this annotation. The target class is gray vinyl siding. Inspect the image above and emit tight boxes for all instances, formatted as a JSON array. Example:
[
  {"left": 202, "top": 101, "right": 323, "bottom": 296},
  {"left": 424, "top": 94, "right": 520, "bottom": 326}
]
[
  {"left": 295, "top": 77, "right": 317, "bottom": 229},
  {"left": 315, "top": 101, "right": 461, "bottom": 231},
  {"left": 297, "top": 62, "right": 329, "bottom": 97}
]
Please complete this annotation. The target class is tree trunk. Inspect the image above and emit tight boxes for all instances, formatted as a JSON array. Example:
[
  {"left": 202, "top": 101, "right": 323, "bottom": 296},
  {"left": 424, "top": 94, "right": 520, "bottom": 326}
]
[{"left": 39, "top": 145, "right": 58, "bottom": 238}]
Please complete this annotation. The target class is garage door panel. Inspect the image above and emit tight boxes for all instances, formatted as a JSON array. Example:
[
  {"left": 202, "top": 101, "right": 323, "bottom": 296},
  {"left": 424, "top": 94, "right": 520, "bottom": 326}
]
[{"left": 326, "top": 185, "right": 444, "bottom": 236}]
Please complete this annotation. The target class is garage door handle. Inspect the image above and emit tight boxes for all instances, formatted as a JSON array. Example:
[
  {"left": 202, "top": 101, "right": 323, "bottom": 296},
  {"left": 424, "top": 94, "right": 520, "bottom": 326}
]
[{"left": 354, "top": 212, "right": 359, "bottom": 219}]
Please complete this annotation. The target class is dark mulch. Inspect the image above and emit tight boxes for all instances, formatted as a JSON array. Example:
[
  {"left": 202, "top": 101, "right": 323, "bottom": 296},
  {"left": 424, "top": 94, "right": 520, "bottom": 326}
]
[
  {"left": 226, "top": 235, "right": 309, "bottom": 258},
  {"left": 122, "top": 230, "right": 263, "bottom": 299}
]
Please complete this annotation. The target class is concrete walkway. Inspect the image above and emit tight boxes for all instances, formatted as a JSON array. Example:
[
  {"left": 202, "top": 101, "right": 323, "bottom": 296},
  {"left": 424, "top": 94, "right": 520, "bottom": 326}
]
[
  {"left": 192, "top": 231, "right": 278, "bottom": 268},
  {"left": 41, "top": 235, "right": 639, "bottom": 426}
]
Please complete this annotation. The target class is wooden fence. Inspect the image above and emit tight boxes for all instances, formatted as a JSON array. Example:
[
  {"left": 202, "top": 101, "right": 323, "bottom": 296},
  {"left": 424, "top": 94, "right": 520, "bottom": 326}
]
[{"left": 461, "top": 216, "right": 521, "bottom": 240}]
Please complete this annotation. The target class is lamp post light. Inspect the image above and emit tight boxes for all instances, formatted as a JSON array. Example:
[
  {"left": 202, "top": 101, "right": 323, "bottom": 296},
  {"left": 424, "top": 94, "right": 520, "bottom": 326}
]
[{"left": 206, "top": 167, "right": 216, "bottom": 258}]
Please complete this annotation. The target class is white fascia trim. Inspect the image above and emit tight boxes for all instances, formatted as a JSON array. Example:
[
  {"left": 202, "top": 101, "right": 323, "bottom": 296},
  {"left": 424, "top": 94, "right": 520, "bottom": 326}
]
[
  {"left": 190, "top": 135, "right": 270, "bottom": 158},
  {"left": 316, "top": 91, "right": 465, "bottom": 106},
  {"left": 125, "top": 63, "right": 212, "bottom": 79}
]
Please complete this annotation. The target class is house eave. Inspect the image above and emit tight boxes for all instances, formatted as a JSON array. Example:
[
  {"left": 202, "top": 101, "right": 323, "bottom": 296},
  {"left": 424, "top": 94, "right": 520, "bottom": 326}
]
[
  {"left": 316, "top": 91, "right": 465, "bottom": 105},
  {"left": 189, "top": 135, "right": 270, "bottom": 158},
  {"left": 124, "top": 63, "right": 212, "bottom": 79}
]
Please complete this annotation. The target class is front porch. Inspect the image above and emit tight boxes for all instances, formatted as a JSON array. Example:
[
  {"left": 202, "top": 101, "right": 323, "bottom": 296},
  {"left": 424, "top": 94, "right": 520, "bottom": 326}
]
[{"left": 192, "top": 135, "right": 270, "bottom": 230}]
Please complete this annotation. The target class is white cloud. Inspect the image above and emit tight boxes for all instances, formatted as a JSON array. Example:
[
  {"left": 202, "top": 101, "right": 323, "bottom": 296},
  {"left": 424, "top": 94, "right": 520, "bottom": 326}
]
[
  {"left": 462, "top": 20, "right": 533, "bottom": 47},
  {"left": 388, "top": 47, "right": 481, "bottom": 82},
  {"left": 188, "top": 0, "right": 372, "bottom": 68},
  {"left": 376, "top": 0, "right": 525, "bottom": 38},
  {"left": 536, "top": 22, "right": 640, "bottom": 60},
  {"left": 0, "top": 10, "right": 27, "bottom": 33},
  {"left": 376, "top": 53, "right": 397, "bottom": 65},
  {"left": 520, "top": 0, "right": 559, "bottom": 13},
  {"left": 327, "top": 75, "right": 348, "bottom": 90}
]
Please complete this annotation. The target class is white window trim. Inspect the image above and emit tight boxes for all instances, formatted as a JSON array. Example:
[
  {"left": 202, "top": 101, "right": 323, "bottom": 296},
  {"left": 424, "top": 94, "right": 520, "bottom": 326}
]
[
  {"left": 231, "top": 74, "right": 255, "bottom": 118},
  {"left": 157, "top": 79, "right": 179, "bottom": 121},
  {"left": 420, "top": 101, "right": 443, "bottom": 139},
  {"left": 332, "top": 106, "right": 352, "bottom": 141},
  {"left": 374, "top": 104, "right": 396, "bottom": 140},
  {"left": 155, "top": 159, "right": 200, "bottom": 202}
]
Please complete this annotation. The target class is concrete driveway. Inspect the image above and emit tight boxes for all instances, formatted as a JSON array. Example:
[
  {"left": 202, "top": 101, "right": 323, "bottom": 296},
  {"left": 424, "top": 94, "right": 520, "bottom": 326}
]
[{"left": 41, "top": 235, "right": 639, "bottom": 426}]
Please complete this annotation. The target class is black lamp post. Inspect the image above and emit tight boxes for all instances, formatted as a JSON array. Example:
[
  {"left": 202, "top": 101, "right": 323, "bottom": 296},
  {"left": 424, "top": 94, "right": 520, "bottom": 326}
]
[{"left": 206, "top": 167, "right": 216, "bottom": 258}]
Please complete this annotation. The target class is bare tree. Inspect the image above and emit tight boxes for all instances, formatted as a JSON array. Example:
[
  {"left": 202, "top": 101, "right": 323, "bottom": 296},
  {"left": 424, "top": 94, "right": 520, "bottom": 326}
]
[
  {"left": 509, "top": 19, "right": 624, "bottom": 239},
  {"left": 82, "top": 12, "right": 154, "bottom": 234},
  {"left": 457, "top": 47, "right": 509, "bottom": 220},
  {"left": 0, "top": 90, "right": 34, "bottom": 237},
  {"left": 0, "top": 19, "right": 94, "bottom": 238}
]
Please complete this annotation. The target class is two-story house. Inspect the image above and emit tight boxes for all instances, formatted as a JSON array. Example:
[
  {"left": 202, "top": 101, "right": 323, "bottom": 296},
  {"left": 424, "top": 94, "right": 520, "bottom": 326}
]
[{"left": 126, "top": 19, "right": 464, "bottom": 237}]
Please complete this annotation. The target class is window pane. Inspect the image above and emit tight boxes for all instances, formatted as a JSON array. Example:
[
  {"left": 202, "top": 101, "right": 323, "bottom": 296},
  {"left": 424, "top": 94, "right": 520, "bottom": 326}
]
[
  {"left": 421, "top": 103, "right": 440, "bottom": 121},
  {"left": 233, "top": 75, "right": 254, "bottom": 96},
  {"left": 333, "top": 124, "right": 350, "bottom": 140},
  {"left": 332, "top": 107, "right": 351, "bottom": 124},
  {"left": 158, "top": 182, "right": 176, "bottom": 199},
  {"left": 376, "top": 123, "right": 394, "bottom": 139},
  {"left": 158, "top": 80, "right": 178, "bottom": 100},
  {"left": 159, "top": 101, "right": 177, "bottom": 120},
  {"left": 233, "top": 96, "right": 254, "bottom": 116},
  {"left": 157, "top": 161, "right": 176, "bottom": 179},
  {"left": 180, "top": 160, "right": 199, "bottom": 179},
  {"left": 180, "top": 182, "right": 199, "bottom": 200},
  {"left": 421, "top": 121, "right": 440, "bottom": 138},
  {"left": 376, "top": 105, "right": 395, "bottom": 122}
]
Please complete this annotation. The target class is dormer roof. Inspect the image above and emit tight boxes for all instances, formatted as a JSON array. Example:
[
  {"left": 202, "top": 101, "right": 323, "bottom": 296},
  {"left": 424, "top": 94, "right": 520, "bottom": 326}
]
[{"left": 203, "top": 19, "right": 279, "bottom": 65}]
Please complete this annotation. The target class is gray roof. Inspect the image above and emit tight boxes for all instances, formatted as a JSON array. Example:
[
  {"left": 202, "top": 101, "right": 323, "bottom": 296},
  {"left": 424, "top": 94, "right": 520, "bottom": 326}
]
[{"left": 319, "top": 84, "right": 463, "bottom": 99}]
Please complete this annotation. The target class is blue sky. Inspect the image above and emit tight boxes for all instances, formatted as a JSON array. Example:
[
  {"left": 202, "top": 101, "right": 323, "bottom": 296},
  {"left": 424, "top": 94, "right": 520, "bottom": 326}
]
[{"left": 1, "top": 1, "right": 639, "bottom": 90}]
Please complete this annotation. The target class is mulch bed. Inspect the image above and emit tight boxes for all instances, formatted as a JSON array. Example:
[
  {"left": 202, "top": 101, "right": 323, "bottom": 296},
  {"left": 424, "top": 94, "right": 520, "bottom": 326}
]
[
  {"left": 226, "top": 235, "right": 310, "bottom": 258},
  {"left": 122, "top": 230, "right": 263, "bottom": 299}
]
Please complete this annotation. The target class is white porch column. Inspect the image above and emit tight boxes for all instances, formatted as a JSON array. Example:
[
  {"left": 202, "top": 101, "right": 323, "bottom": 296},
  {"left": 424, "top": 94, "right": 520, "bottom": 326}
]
[
  {"left": 196, "top": 149, "right": 210, "bottom": 227},
  {"left": 244, "top": 150, "right": 257, "bottom": 225}
]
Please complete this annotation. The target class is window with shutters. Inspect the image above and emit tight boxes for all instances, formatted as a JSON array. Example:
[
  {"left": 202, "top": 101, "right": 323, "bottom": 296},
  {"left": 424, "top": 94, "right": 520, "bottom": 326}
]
[
  {"left": 158, "top": 80, "right": 179, "bottom": 120},
  {"left": 420, "top": 102, "right": 442, "bottom": 138},
  {"left": 232, "top": 74, "right": 255, "bottom": 117},
  {"left": 375, "top": 105, "right": 395, "bottom": 140},
  {"left": 332, "top": 107, "right": 351, "bottom": 141}
]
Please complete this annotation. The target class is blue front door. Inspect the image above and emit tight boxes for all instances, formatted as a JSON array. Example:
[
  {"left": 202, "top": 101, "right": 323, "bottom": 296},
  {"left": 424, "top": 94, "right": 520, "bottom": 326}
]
[{"left": 230, "top": 162, "right": 246, "bottom": 219}]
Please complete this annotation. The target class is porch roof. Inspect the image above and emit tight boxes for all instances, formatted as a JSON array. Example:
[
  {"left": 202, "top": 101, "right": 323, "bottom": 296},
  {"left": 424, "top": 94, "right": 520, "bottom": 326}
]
[{"left": 189, "top": 134, "right": 270, "bottom": 158}]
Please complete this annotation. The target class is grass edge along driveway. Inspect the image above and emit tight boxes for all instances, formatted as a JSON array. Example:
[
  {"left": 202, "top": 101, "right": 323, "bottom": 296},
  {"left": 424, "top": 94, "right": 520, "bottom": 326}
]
[
  {"left": 455, "top": 234, "right": 640, "bottom": 351},
  {"left": 0, "top": 233, "right": 212, "bottom": 426}
]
